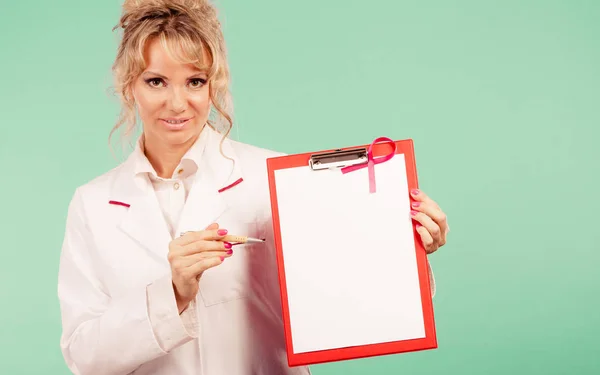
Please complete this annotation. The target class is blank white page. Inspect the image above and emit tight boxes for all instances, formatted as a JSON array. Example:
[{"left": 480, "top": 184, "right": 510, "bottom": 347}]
[{"left": 274, "top": 154, "right": 425, "bottom": 354}]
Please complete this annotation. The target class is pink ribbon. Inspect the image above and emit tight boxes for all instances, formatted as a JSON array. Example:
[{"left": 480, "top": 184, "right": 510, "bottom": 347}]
[{"left": 341, "top": 137, "right": 397, "bottom": 193}]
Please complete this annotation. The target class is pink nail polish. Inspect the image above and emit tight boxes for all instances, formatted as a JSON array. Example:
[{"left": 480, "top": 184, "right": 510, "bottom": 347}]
[
  {"left": 224, "top": 242, "right": 232, "bottom": 249},
  {"left": 411, "top": 202, "right": 420, "bottom": 208},
  {"left": 411, "top": 210, "right": 418, "bottom": 216},
  {"left": 220, "top": 256, "right": 225, "bottom": 261},
  {"left": 416, "top": 224, "right": 422, "bottom": 229},
  {"left": 411, "top": 189, "right": 420, "bottom": 195},
  {"left": 227, "top": 249, "right": 233, "bottom": 255},
  {"left": 218, "top": 229, "right": 228, "bottom": 236}
]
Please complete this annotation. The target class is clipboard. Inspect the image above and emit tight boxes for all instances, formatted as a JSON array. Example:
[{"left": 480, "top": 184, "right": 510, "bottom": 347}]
[{"left": 266, "top": 137, "right": 437, "bottom": 366}]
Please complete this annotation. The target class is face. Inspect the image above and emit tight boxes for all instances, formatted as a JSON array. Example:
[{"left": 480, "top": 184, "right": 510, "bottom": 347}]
[{"left": 132, "top": 37, "right": 211, "bottom": 151}]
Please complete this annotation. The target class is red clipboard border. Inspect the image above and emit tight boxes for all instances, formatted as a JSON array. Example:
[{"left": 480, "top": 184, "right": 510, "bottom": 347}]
[{"left": 266, "top": 139, "right": 437, "bottom": 367}]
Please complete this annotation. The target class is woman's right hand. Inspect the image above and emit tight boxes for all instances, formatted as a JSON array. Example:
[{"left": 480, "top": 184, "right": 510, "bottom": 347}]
[{"left": 167, "top": 223, "right": 232, "bottom": 313}]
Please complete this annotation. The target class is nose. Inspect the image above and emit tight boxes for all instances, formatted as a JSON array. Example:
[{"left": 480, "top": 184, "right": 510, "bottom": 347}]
[{"left": 167, "top": 87, "right": 187, "bottom": 113}]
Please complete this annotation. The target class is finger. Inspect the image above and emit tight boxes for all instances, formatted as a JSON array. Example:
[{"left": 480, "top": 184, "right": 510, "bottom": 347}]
[
  {"left": 176, "top": 250, "right": 233, "bottom": 267},
  {"left": 172, "top": 223, "right": 219, "bottom": 245},
  {"left": 410, "top": 200, "right": 448, "bottom": 237},
  {"left": 181, "top": 240, "right": 232, "bottom": 255},
  {"left": 416, "top": 224, "right": 436, "bottom": 253},
  {"left": 206, "top": 222, "right": 219, "bottom": 230},
  {"left": 411, "top": 210, "right": 442, "bottom": 246},
  {"left": 178, "top": 228, "right": 229, "bottom": 245},
  {"left": 185, "top": 256, "right": 225, "bottom": 279},
  {"left": 409, "top": 189, "right": 439, "bottom": 208}
]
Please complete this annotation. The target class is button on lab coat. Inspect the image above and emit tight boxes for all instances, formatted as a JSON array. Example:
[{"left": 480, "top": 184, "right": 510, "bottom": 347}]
[{"left": 57, "top": 127, "right": 312, "bottom": 375}]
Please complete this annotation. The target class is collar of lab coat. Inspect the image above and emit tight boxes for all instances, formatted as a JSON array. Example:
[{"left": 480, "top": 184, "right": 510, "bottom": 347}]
[
  {"left": 131, "top": 124, "right": 208, "bottom": 182},
  {"left": 108, "top": 125, "right": 244, "bottom": 259}
]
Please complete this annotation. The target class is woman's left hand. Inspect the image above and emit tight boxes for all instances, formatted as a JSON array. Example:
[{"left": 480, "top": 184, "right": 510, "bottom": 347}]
[{"left": 409, "top": 189, "right": 449, "bottom": 254}]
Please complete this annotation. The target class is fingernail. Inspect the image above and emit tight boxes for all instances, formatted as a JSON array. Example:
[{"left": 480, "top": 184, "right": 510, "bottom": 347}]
[
  {"left": 227, "top": 249, "right": 233, "bottom": 255},
  {"left": 224, "top": 242, "right": 232, "bottom": 249},
  {"left": 411, "top": 210, "right": 418, "bottom": 216},
  {"left": 220, "top": 256, "right": 225, "bottom": 261},
  {"left": 416, "top": 224, "right": 422, "bottom": 229},
  {"left": 411, "top": 189, "right": 420, "bottom": 195},
  {"left": 411, "top": 202, "right": 421, "bottom": 208},
  {"left": 218, "top": 229, "right": 228, "bottom": 236}
]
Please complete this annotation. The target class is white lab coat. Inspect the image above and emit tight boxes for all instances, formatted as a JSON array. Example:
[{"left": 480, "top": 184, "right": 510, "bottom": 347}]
[{"left": 57, "top": 126, "right": 312, "bottom": 375}]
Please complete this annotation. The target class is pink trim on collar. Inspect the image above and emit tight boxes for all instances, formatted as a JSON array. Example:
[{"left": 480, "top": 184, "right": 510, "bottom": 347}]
[
  {"left": 108, "top": 200, "right": 131, "bottom": 208},
  {"left": 218, "top": 177, "right": 243, "bottom": 193}
]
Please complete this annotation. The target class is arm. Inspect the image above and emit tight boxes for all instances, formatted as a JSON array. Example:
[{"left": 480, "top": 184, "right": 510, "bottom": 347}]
[
  {"left": 57, "top": 189, "right": 199, "bottom": 375},
  {"left": 427, "top": 259, "right": 436, "bottom": 298}
]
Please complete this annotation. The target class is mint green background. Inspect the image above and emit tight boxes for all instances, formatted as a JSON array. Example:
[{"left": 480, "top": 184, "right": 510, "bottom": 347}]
[{"left": 1, "top": 0, "right": 599, "bottom": 374}]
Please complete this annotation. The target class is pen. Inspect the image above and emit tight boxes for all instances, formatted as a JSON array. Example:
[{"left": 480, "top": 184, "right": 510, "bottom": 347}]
[
  {"left": 178, "top": 232, "right": 265, "bottom": 244},
  {"left": 221, "top": 235, "right": 266, "bottom": 244}
]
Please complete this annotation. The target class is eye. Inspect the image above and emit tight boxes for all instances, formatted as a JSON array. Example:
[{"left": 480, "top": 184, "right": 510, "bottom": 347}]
[
  {"left": 145, "top": 78, "right": 164, "bottom": 88},
  {"left": 189, "top": 78, "right": 207, "bottom": 88}
]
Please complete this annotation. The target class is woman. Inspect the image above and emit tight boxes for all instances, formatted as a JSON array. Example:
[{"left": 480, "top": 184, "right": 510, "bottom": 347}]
[{"left": 57, "top": 0, "right": 450, "bottom": 374}]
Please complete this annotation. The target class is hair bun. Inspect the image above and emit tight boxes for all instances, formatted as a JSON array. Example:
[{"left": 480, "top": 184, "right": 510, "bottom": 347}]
[
  {"left": 121, "top": 0, "right": 210, "bottom": 13},
  {"left": 116, "top": 0, "right": 215, "bottom": 30}
]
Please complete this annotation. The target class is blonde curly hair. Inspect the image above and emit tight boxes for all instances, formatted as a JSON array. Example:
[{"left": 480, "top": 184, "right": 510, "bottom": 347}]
[{"left": 110, "top": 0, "right": 232, "bottom": 145}]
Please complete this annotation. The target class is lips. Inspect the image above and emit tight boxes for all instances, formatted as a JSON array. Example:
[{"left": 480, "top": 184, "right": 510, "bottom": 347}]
[
  {"left": 160, "top": 117, "right": 193, "bottom": 130},
  {"left": 162, "top": 118, "right": 190, "bottom": 124}
]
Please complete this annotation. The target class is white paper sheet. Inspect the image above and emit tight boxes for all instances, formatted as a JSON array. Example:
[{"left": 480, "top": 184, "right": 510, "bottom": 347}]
[{"left": 274, "top": 155, "right": 425, "bottom": 354}]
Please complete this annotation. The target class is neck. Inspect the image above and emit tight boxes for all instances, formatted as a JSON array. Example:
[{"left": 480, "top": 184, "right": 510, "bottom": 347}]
[{"left": 143, "top": 132, "right": 199, "bottom": 179}]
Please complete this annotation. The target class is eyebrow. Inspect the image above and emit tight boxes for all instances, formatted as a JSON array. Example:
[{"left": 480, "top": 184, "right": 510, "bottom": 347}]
[{"left": 142, "top": 71, "right": 208, "bottom": 79}]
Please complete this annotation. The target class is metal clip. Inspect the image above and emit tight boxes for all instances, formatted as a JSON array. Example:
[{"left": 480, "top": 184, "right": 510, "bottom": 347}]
[{"left": 309, "top": 147, "right": 368, "bottom": 170}]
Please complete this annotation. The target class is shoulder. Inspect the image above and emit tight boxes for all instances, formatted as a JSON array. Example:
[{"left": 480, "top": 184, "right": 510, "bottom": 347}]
[
  {"left": 78, "top": 162, "right": 125, "bottom": 194},
  {"left": 228, "top": 138, "right": 286, "bottom": 161},
  {"left": 225, "top": 139, "right": 283, "bottom": 213},
  {"left": 227, "top": 138, "right": 286, "bottom": 174},
  {"left": 66, "top": 162, "right": 128, "bottom": 214}
]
